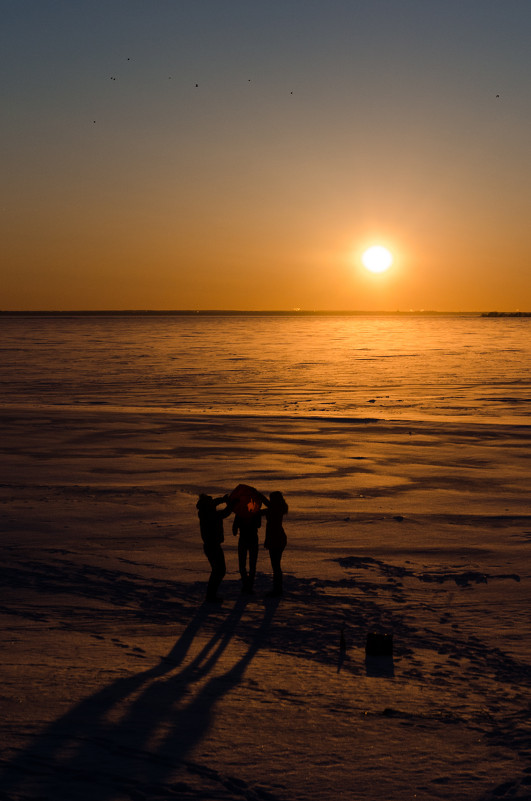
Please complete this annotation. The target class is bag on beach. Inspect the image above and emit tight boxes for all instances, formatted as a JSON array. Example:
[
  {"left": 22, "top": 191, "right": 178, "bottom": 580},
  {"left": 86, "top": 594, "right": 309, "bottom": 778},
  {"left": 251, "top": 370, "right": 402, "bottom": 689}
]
[{"left": 365, "top": 632, "right": 393, "bottom": 657}]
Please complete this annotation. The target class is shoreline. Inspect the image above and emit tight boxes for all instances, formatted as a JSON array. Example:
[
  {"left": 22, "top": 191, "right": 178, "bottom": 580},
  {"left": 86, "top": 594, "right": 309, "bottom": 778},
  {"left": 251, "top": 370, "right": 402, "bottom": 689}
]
[
  {"left": 1, "top": 403, "right": 530, "bottom": 428},
  {"left": 1, "top": 406, "right": 530, "bottom": 800}
]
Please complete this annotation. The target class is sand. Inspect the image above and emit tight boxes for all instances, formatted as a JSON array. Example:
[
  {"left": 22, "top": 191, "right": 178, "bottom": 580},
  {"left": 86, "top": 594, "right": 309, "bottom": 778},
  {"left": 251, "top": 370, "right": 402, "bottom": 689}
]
[{"left": 0, "top": 408, "right": 530, "bottom": 800}]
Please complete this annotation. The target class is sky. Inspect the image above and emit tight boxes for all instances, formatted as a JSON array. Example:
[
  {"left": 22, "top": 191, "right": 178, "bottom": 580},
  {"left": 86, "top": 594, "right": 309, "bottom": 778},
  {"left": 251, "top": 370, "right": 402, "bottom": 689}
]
[{"left": 2, "top": 0, "right": 531, "bottom": 312}]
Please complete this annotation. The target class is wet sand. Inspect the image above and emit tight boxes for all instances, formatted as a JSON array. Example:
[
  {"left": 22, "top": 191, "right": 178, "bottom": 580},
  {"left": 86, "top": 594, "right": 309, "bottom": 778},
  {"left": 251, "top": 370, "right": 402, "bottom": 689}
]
[{"left": 1, "top": 408, "right": 530, "bottom": 800}]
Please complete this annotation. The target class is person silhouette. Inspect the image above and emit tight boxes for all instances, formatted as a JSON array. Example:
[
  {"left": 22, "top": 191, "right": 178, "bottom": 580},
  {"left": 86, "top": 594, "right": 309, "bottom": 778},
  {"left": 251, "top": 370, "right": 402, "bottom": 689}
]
[
  {"left": 196, "top": 493, "right": 232, "bottom": 603},
  {"left": 260, "top": 491, "right": 288, "bottom": 597},
  {"left": 232, "top": 511, "right": 261, "bottom": 594}
]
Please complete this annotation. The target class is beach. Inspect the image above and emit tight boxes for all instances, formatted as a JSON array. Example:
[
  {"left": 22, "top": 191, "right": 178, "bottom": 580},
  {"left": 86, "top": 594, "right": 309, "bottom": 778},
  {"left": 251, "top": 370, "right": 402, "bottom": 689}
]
[
  {"left": 4, "top": 0, "right": 531, "bottom": 794},
  {"left": 1, "top": 406, "right": 530, "bottom": 800}
]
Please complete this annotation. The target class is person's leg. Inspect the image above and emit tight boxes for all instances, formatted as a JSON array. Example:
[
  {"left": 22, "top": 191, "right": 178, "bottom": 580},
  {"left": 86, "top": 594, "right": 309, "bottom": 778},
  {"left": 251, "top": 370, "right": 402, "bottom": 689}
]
[
  {"left": 268, "top": 547, "right": 284, "bottom": 596},
  {"left": 205, "top": 544, "right": 226, "bottom": 601},
  {"left": 238, "top": 537, "right": 248, "bottom": 589},
  {"left": 247, "top": 534, "right": 259, "bottom": 591},
  {"left": 210, "top": 546, "right": 226, "bottom": 599}
]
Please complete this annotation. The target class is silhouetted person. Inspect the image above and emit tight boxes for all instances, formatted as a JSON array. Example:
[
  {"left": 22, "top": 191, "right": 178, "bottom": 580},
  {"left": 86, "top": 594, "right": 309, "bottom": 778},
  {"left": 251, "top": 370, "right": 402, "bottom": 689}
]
[
  {"left": 232, "top": 512, "right": 261, "bottom": 594},
  {"left": 196, "top": 493, "right": 232, "bottom": 603},
  {"left": 260, "top": 491, "right": 288, "bottom": 597}
]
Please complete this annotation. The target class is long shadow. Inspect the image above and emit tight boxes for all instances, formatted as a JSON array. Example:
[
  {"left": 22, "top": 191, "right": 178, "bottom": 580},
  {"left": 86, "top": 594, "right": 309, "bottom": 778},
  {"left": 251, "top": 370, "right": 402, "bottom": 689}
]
[{"left": 0, "top": 596, "right": 279, "bottom": 800}]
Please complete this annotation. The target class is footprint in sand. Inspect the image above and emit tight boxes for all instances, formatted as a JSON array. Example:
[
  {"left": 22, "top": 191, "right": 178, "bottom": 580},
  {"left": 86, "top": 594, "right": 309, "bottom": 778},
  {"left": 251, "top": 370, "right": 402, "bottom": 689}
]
[{"left": 107, "top": 639, "right": 147, "bottom": 658}]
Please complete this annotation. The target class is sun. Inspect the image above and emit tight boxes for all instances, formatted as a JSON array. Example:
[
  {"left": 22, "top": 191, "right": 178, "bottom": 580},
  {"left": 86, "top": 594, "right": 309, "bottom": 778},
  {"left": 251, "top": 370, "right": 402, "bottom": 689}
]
[{"left": 362, "top": 246, "right": 393, "bottom": 274}]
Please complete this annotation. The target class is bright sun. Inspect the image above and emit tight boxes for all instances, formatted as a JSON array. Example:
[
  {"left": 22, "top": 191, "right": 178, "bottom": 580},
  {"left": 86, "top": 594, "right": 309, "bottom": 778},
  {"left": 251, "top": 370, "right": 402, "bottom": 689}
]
[{"left": 362, "top": 246, "right": 393, "bottom": 274}]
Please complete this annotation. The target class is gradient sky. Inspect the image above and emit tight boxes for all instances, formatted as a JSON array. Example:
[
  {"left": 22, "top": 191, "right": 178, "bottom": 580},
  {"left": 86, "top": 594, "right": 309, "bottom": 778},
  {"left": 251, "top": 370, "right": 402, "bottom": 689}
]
[{"left": 2, "top": 0, "right": 531, "bottom": 311}]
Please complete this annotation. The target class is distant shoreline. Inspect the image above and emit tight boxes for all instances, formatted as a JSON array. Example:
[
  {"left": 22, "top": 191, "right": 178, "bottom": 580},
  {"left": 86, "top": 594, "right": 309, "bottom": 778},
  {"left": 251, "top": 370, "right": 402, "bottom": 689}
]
[
  {"left": 480, "top": 311, "right": 531, "bottom": 318},
  {"left": 0, "top": 309, "right": 529, "bottom": 318},
  {"left": 0, "top": 309, "right": 509, "bottom": 317}
]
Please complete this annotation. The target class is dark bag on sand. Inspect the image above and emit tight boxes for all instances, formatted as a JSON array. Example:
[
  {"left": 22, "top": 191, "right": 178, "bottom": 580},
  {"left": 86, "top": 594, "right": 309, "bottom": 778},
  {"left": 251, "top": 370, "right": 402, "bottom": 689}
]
[{"left": 365, "top": 632, "right": 393, "bottom": 657}]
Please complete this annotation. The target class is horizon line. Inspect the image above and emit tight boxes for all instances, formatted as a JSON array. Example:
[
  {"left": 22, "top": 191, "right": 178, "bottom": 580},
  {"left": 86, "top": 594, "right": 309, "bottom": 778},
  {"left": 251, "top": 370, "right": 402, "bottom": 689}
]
[{"left": 0, "top": 308, "right": 515, "bottom": 316}]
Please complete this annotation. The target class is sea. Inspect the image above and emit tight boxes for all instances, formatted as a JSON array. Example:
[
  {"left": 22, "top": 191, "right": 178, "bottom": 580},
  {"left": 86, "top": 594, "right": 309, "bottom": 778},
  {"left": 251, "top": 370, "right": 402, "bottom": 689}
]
[{"left": 1, "top": 313, "right": 530, "bottom": 424}]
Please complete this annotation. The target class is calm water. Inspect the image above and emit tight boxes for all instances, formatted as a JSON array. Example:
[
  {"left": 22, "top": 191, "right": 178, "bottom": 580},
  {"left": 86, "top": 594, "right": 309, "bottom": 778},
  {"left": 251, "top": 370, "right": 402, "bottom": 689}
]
[{"left": 1, "top": 314, "right": 530, "bottom": 423}]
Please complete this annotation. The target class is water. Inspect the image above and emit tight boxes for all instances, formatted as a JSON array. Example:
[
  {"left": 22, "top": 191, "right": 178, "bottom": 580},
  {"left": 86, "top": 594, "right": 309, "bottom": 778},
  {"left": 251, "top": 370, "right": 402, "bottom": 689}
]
[{"left": 1, "top": 314, "right": 530, "bottom": 423}]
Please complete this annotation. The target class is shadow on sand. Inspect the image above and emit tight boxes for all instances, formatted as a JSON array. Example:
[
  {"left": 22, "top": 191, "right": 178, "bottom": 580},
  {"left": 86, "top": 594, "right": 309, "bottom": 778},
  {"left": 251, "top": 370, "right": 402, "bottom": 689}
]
[{"left": 0, "top": 596, "right": 280, "bottom": 800}]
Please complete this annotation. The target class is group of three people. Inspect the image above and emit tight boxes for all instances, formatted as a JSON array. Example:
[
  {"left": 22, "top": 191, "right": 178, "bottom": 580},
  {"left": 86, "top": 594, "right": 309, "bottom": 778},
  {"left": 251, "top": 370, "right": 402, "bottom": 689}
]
[{"left": 196, "top": 488, "right": 288, "bottom": 603}]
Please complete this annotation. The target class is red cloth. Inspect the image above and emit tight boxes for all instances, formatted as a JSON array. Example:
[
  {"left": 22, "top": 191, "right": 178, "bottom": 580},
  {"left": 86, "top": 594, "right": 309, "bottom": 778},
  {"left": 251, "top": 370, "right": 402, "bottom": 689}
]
[{"left": 229, "top": 484, "right": 262, "bottom": 517}]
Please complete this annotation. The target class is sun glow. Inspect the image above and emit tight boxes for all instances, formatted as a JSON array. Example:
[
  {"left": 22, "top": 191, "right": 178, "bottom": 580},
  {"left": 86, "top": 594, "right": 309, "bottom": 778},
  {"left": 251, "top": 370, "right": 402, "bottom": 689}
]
[{"left": 362, "top": 246, "right": 393, "bottom": 274}]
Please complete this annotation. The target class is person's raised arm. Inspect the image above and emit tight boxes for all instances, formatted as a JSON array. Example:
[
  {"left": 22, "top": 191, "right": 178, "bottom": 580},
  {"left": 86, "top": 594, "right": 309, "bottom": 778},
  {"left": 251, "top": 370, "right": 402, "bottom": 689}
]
[
  {"left": 213, "top": 495, "right": 233, "bottom": 519},
  {"left": 257, "top": 491, "right": 270, "bottom": 507}
]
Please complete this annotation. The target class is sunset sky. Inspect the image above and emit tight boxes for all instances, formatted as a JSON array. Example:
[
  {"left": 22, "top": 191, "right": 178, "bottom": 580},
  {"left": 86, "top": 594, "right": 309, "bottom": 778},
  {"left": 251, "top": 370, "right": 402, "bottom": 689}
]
[{"left": 2, "top": 1, "right": 531, "bottom": 311}]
